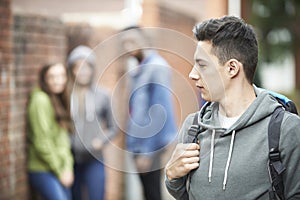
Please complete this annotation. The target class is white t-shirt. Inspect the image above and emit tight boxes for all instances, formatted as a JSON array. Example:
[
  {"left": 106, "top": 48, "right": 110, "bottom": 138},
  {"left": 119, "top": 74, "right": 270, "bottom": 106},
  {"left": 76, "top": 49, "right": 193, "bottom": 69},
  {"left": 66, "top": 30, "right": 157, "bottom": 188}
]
[{"left": 218, "top": 111, "right": 241, "bottom": 129}]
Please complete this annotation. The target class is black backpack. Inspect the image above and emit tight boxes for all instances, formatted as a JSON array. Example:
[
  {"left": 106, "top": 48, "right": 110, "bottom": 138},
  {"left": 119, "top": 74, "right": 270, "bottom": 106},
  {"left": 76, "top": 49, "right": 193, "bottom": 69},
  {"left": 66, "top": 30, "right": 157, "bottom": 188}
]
[{"left": 187, "top": 92, "right": 298, "bottom": 200}]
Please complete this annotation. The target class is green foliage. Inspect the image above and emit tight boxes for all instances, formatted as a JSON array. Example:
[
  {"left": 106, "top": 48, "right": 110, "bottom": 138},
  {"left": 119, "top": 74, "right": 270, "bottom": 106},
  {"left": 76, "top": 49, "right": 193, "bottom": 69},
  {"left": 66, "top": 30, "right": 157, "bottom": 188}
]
[{"left": 250, "top": 0, "right": 300, "bottom": 63}]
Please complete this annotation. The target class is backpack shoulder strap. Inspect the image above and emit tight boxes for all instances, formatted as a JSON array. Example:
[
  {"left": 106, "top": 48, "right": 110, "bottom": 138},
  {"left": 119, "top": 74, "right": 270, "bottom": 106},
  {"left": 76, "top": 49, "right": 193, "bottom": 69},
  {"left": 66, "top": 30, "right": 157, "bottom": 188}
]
[
  {"left": 186, "top": 112, "right": 200, "bottom": 143},
  {"left": 268, "top": 107, "right": 286, "bottom": 200},
  {"left": 186, "top": 112, "right": 200, "bottom": 193}
]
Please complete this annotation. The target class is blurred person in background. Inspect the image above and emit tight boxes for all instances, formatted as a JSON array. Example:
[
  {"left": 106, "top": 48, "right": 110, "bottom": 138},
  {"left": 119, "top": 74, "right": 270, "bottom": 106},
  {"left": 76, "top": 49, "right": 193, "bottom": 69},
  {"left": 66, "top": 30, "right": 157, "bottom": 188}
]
[
  {"left": 121, "top": 26, "right": 177, "bottom": 200},
  {"left": 27, "top": 63, "right": 74, "bottom": 200},
  {"left": 67, "top": 45, "right": 117, "bottom": 200}
]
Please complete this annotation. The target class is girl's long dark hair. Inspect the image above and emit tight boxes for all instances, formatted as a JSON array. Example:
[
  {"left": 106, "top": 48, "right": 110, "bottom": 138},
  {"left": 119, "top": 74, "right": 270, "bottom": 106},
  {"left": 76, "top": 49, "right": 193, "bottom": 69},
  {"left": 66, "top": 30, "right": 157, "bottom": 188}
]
[{"left": 39, "top": 63, "right": 71, "bottom": 131}]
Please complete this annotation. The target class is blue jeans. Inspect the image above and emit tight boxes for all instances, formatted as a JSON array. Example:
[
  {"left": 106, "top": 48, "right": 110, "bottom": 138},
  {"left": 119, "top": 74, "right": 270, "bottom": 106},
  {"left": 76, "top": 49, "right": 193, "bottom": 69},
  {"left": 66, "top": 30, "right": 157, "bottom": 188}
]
[
  {"left": 29, "top": 171, "right": 71, "bottom": 200},
  {"left": 72, "top": 159, "right": 105, "bottom": 200}
]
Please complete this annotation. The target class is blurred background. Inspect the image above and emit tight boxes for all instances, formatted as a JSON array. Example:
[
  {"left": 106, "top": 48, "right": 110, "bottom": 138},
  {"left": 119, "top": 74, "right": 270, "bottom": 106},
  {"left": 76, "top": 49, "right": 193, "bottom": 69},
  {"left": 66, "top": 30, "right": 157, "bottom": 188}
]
[{"left": 0, "top": 0, "right": 300, "bottom": 199}]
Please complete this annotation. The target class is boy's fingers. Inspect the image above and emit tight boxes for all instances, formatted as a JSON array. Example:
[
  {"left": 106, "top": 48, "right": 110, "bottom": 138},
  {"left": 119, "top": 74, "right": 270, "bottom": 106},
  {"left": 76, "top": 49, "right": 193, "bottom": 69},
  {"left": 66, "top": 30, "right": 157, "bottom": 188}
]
[
  {"left": 183, "top": 150, "right": 200, "bottom": 158},
  {"left": 179, "top": 143, "right": 200, "bottom": 150},
  {"left": 182, "top": 156, "right": 200, "bottom": 164}
]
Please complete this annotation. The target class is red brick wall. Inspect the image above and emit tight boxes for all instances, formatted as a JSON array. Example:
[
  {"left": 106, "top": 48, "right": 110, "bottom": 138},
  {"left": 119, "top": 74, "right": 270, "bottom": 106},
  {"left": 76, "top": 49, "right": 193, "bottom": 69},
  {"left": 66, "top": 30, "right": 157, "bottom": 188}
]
[
  {"left": 0, "top": 11, "right": 67, "bottom": 199},
  {"left": 158, "top": 4, "right": 196, "bottom": 36},
  {"left": 0, "top": 0, "right": 14, "bottom": 199}
]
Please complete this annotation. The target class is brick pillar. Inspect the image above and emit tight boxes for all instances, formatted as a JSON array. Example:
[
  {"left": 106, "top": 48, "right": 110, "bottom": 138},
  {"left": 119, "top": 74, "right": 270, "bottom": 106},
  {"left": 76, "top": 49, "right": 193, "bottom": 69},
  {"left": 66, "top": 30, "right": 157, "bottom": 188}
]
[{"left": 0, "top": 0, "right": 16, "bottom": 198}]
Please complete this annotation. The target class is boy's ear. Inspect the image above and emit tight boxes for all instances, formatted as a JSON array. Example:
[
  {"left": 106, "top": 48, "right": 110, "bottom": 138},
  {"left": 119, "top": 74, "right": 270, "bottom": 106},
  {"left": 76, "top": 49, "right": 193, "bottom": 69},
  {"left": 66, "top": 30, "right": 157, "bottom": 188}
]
[{"left": 226, "top": 59, "right": 241, "bottom": 77}]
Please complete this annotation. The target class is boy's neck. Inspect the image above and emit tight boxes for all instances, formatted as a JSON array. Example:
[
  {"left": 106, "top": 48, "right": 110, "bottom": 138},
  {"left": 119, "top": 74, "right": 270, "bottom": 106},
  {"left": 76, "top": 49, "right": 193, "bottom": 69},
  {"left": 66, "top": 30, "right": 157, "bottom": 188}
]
[{"left": 219, "top": 83, "right": 256, "bottom": 117}]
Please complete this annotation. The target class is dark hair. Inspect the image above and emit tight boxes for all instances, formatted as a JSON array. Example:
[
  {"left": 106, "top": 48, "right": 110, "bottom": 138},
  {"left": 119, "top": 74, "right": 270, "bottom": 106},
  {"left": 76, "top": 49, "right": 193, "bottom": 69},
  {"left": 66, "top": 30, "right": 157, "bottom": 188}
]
[
  {"left": 120, "top": 25, "right": 151, "bottom": 45},
  {"left": 39, "top": 63, "right": 55, "bottom": 94},
  {"left": 121, "top": 25, "right": 141, "bottom": 32},
  {"left": 39, "top": 63, "right": 71, "bottom": 131},
  {"left": 193, "top": 16, "right": 258, "bottom": 84}
]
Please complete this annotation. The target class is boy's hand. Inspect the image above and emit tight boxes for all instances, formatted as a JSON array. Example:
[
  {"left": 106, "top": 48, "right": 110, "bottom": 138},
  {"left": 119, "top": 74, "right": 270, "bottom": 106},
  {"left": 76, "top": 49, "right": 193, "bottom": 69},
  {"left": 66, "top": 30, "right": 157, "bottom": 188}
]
[{"left": 165, "top": 143, "right": 200, "bottom": 180}]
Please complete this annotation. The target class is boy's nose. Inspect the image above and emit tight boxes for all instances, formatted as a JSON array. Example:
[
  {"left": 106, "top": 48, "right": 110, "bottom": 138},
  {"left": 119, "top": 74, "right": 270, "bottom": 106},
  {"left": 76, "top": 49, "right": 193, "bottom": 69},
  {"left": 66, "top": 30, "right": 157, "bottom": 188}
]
[{"left": 189, "top": 67, "right": 200, "bottom": 80}]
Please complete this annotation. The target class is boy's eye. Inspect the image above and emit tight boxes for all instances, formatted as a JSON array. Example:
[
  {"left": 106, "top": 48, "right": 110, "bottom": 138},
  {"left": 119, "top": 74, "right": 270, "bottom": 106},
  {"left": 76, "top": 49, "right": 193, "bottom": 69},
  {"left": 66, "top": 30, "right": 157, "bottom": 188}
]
[{"left": 197, "top": 63, "right": 206, "bottom": 68}]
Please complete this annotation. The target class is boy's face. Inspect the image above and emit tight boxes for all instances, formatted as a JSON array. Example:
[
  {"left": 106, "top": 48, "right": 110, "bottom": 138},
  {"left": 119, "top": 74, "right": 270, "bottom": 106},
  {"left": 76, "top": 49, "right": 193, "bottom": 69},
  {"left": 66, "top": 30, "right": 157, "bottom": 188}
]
[{"left": 189, "top": 41, "right": 227, "bottom": 102}]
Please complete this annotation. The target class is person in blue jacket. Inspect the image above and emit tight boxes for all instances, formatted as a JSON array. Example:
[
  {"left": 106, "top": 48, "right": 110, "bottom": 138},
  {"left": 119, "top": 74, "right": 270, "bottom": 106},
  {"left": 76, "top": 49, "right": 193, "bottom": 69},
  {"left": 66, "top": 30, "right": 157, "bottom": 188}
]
[{"left": 121, "top": 26, "right": 177, "bottom": 200}]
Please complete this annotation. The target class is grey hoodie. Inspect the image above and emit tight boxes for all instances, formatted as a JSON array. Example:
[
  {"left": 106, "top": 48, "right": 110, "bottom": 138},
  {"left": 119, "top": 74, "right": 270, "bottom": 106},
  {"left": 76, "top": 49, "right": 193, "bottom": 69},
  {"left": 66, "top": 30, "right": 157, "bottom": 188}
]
[
  {"left": 165, "top": 87, "right": 300, "bottom": 199},
  {"left": 71, "top": 86, "right": 117, "bottom": 163}
]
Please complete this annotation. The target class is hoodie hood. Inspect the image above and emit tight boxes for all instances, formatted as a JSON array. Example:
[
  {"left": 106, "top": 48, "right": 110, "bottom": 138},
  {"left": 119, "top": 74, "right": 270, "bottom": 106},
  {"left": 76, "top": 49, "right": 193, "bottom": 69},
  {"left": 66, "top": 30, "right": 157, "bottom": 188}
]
[
  {"left": 194, "top": 85, "right": 282, "bottom": 191},
  {"left": 68, "top": 45, "right": 97, "bottom": 87},
  {"left": 67, "top": 45, "right": 96, "bottom": 69},
  {"left": 197, "top": 85, "right": 280, "bottom": 135}
]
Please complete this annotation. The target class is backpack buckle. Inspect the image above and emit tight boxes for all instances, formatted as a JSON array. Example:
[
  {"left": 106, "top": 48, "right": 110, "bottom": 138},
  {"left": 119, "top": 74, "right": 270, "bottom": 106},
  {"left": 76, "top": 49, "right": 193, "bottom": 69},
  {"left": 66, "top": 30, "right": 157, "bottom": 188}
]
[
  {"left": 188, "top": 125, "right": 199, "bottom": 136},
  {"left": 188, "top": 125, "right": 200, "bottom": 143},
  {"left": 269, "top": 148, "right": 280, "bottom": 161}
]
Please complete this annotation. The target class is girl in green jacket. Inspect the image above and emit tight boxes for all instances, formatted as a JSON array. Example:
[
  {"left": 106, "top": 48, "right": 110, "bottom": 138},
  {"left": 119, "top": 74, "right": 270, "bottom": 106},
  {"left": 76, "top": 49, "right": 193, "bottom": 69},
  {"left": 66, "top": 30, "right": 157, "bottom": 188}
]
[{"left": 27, "top": 63, "right": 74, "bottom": 200}]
